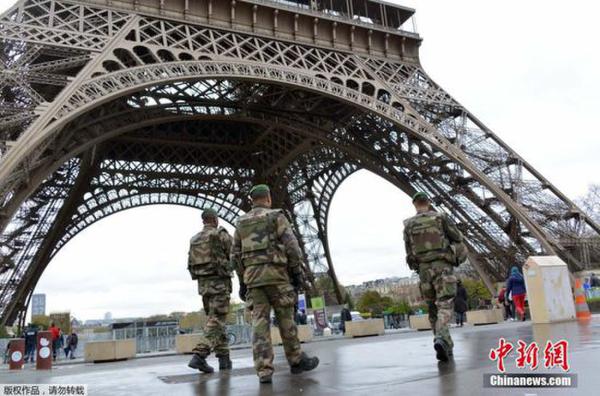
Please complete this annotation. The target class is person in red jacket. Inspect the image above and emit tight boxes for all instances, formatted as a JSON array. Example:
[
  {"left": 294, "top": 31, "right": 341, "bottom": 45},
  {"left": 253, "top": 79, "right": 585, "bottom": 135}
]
[{"left": 49, "top": 323, "right": 61, "bottom": 361}]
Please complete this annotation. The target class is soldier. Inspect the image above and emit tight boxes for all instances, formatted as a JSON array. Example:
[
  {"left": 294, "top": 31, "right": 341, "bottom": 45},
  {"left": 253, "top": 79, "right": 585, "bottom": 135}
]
[
  {"left": 187, "top": 208, "right": 233, "bottom": 373},
  {"left": 403, "top": 192, "right": 467, "bottom": 362},
  {"left": 231, "top": 184, "right": 319, "bottom": 384}
]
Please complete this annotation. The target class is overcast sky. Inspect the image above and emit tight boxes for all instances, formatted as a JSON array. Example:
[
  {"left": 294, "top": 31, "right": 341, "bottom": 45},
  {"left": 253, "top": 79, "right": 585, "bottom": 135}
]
[{"left": 2, "top": 0, "right": 598, "bottom": 320}]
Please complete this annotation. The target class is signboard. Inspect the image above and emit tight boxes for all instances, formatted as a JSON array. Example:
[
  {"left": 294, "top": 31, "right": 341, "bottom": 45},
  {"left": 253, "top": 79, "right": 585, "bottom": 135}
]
[
  {"left": 314, "top": 309, "right": 328, "bottom": 330},
  {"left": 310, "top": 296, "right": 327, "bottom": 330},
  {"left": 311, "top": 297, "right": 325, "bottom": 310},
  {"left": 298, "top": 293, "right": 307, "bottom": 311}
]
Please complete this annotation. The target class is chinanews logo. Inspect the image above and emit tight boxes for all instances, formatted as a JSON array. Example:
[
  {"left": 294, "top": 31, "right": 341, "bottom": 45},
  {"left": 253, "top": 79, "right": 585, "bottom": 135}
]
[{"left": 484, "top": 338, "right": 577, "bottom": 389}]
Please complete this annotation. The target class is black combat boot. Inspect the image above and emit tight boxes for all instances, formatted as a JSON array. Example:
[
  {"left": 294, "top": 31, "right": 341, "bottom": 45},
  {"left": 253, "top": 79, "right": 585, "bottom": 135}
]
[
  {"left": 434, "top": 338, "right": 450, "bottom": 362},
  {"left": 218, "top": 354, "right": 232, "bottom": 370},
  {"left": 188, "top": 354, "right": 214, "bottom": 373},
  {"left": 259, "top": 374, "right": 273, "bottom": 384},
  {"left": 290, "top": 352, "right": 320, "bottom": 374}
]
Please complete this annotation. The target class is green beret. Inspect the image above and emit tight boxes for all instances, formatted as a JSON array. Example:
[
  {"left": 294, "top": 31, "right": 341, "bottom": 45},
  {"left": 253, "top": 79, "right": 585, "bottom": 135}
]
[
  {"left": 412, "top": 192, "right": 429, "bottom": 203},
  {"left": 201, "top": 208, "right": 218, "bottom": 219},
  {"left": 249, "top": 184, "right": 270, "bottom": 198}
]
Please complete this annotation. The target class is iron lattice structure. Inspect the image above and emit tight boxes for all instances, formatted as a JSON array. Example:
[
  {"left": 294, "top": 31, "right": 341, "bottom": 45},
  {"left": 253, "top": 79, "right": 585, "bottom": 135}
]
[{"left": 1, "top": 0, "right": 599, "bottom": 325}]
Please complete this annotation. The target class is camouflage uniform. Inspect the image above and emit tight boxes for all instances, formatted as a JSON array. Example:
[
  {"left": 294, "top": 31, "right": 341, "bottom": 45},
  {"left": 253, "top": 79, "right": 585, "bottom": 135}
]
[
  {"left": 231, "top": 204, "right": 305, "bottom": 378},
  {"left": 404, "top": 209, "right": 464, "bottom": 351},
  {"left": 188, "top": 224, "right": 233, "bottom": 359}
]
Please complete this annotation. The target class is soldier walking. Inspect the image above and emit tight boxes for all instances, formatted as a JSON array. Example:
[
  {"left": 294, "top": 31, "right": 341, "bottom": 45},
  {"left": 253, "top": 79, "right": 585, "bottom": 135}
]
[
  {"left": 232, "top": 184, "right": 319, "bottom": 384},
  {"left": 403, "top": 192, "right": 467, "bottom": 362},
  {"left": 187, "top": 208, "right": 234, "bottom": 373}
]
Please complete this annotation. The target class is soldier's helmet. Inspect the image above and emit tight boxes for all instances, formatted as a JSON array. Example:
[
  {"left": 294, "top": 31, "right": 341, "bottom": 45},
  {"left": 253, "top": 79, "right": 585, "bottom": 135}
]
[
  {"left": 249, "top": 184, "right": 271, "bottom": 199},
  {"left": 412, "top": 191, "right": 430, "bottom": 203},
  {"left": 201, "top": 207, "right": 218, "bottom": 221}
]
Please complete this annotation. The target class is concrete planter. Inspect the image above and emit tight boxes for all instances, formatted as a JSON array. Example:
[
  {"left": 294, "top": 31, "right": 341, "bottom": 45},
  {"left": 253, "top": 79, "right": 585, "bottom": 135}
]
[
  {"left": 345, "top": 319, "right": 385, "bottom": 338},
  {"left": 84, "top": 339, "right": 136, "bottom": 363},
  {"left": 467, "top": 309, "right": 503, "bottom": 326},
  {"left": 175, "top": 334, "right": 203, "bottom": 354},
  {"left": 271, "top": 325, "right": 313, "bottom": 345},
  {"left": 409, "top": 314, "right": 432, "bottom": 331}
]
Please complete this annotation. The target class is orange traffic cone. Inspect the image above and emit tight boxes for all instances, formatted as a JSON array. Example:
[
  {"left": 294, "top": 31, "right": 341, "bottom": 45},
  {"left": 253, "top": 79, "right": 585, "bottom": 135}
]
[{"left": 574, "top": 278, "right": 591, "bottom": 321}]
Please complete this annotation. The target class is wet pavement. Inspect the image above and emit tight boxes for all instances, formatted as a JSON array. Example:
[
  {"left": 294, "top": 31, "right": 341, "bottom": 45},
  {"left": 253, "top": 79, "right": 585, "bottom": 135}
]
[{"left": 1, "top": 317, "right": 599, "bottom": 395}]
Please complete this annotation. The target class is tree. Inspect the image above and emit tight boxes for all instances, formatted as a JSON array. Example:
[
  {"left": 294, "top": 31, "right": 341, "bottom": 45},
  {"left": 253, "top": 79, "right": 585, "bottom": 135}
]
[
  {"left": 32, "top": 315, "right": 50, "bottom": 330},
  {"left": 461, "top": 278, "right": 492, "bottom": 309},
  {"left": 313, "top": 275, "right": 339, "bottom": 306},
  {"left": 343, "top": 291, "right": 355, "bottom": 310},
  {"left": 356, "top": 291, "right": 394, "bottom": 317},
  {"left": 579, "top": 184, "right": 600, "bottom": 225},
  {"left": 168, "top": 312, "right": 186, "bottom": 320},
  {"left": 179, "top": 311, "right": 206, "bottom": 332},
  {"left": 385, "top": 300, "right": 413, "bottom": 315}
]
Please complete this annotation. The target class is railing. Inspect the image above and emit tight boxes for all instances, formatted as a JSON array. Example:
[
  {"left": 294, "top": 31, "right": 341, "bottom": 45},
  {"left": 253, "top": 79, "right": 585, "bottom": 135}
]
[
  {"left": 112, "top": 324, "right": 253, "bottom": 354},
  {"left": 241, "top": 0, "right": 419, "bottom": 36}
]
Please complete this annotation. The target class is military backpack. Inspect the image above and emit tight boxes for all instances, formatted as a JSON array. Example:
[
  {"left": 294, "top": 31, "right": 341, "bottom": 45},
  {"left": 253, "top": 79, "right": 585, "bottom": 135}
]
[
  {"left": 406, "top": 212, "right": 453, "bottom": 265},
  {"left": 236, "top": 209, "right": 288, "bottom": 267},
  {"left": 188, "top": 227, "right": 230, "bottom": 278}
]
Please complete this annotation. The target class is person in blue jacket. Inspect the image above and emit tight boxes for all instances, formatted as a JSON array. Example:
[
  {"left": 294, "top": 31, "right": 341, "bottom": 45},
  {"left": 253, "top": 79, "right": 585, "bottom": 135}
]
[{"left": 506, "top": 266, "right": 527, "bottom": 321}]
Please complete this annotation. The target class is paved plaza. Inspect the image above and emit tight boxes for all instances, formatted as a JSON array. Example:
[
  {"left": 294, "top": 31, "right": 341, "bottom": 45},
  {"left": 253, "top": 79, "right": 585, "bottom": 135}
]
[{"left": 1, "top": 317, "right": 598, "bottom": 395}]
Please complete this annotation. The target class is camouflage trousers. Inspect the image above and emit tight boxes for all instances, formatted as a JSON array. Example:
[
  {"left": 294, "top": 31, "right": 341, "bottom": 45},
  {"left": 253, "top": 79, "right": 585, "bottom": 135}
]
[
  {"left": 193, "top": 278, "right": 231, "bottom": 358},
  {"left": 418, "top": 262, "right": 457, "bottom": 350},
  {"left": 247, "top": 284, "right": 302, "bottom": 377}
]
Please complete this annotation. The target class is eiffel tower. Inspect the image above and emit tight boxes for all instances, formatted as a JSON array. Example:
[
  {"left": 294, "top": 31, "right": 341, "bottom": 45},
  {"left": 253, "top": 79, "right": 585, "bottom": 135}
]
[{"left": 0, "top": 0, "right": 598, "bottom": 326}]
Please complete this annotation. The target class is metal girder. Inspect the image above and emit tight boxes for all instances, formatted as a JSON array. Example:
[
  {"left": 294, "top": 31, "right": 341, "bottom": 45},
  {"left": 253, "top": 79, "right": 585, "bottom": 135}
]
[{"left": 0, "top": 0, "right": 599, "bottom": 325}]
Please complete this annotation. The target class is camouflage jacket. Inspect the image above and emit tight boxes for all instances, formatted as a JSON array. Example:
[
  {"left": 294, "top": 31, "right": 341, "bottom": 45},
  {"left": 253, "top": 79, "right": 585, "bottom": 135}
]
[
  {"left": 231, "top": 205, "right": 303, "bottom": 288},
  {"left": 188, "top": 225, "right": 233, "bottom": 280},
  {"left": 403, "top": 210, "right": 464, "bottom": 269}
]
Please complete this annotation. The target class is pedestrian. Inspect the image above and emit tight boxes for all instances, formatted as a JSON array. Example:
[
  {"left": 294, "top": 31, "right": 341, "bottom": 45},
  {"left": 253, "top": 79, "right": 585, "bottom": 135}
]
[
  {"left": 48, "top": 322, "right": 61, "bottom": 361},
  {"left": 403, "top": 192, "right": 467, "bottom": 362},
  {"left": 232, "top": 184, "right": 319, "bottom": 384},
  {"left": 590, "top": 273, "right": 600, "bottom": 288},
  {"left": 23, "top": 323, "right": 38, "bottom": 363},
  {"left": 67, "top": 332, "right": 78, "bottom": 359},
  {"left": 340, "top": 305, "right": 352, "bottom": 335},
  {"left": 295, "top": 309, "right": 307, "bottom": 325},
  {"left": 57, "top": 330, "right": 64, "bottom": 359},
  {"left": 498, "top": 287, "right": 514, "bottom": 321},
  {"left": 506, "top": 266, "right": 527, "bottom": 321},
  {"left": 454, "top": 280, "right": 467, "bottom": 327},
  {"left": 186, "top": 208, "right": 234, "bottom": 373},
  {"left": 64, "top": 334, "right": 71, "bottom": 359},
  {"left": 3, "top": 340, "right": 11, "bottom": 364},
  {"left": 583, "top": 278, "right": 591, "bottom": 299}
]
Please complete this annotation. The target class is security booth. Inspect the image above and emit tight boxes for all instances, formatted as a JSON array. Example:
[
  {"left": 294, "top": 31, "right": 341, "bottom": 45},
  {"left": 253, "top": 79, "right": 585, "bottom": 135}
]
[{"left": 523, "top": 256, "right": 576, "bottom": 324}]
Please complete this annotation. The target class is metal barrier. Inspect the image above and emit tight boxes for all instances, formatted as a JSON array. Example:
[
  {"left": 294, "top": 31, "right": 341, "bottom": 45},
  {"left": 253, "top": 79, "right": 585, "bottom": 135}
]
[{"left": 111, "top": 325, "right": 252, "bottom": 354}]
